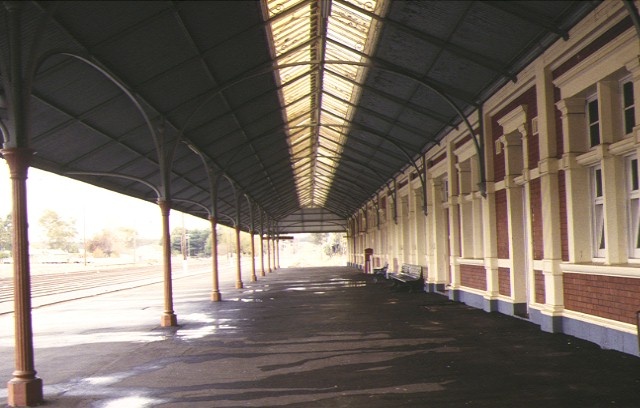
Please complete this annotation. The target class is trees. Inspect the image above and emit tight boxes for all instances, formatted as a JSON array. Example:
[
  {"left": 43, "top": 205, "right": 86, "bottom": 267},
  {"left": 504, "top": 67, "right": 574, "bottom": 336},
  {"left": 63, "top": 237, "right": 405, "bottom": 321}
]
[
  {"left": 0, "top": 214, "right": 12, "bottom": 252},
  {"left": 39, "top": 210, "right": 78, "bottom": 252},
  {"left": 170, "top": 227, "right": 213, "bottom": 258},
  {"left": 87, "top": 228, "right": 138, "bottom": 258}
]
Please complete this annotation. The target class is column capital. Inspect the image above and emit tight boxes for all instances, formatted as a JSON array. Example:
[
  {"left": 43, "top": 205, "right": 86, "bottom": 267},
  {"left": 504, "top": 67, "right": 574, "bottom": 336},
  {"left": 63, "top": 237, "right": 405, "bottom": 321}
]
[
  {"left": 157, "top": 199, "right": 171, "bottom": 216},
  {"left": 1, "top": 148, "right": 35, "bottom": 179},
  {"left": 556, "top": 97, "right": 585, "bottom": 116}
]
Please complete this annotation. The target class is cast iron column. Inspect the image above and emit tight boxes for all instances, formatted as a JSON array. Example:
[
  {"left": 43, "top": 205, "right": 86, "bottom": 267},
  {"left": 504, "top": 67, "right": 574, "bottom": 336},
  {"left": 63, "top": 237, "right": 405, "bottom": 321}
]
[
  {"left": 158, "top": 200, "right": 177, "bottom": 326},
  {"left": 250, "top": 231, "right": 257, "bottom": 282},
  {"left": 267, "top": 235, "right": 272, "bottom": 273},
  {"left": 272, "top": 236, "right": 277, "bottom": 270},
  {"left": 235, "top": 225, "right": 243, "bottom": 288},
  {"left": 3, "top": 148, "right": 43, "bottom": 407},
  {"left": 260, "top": 234, "right": 265, "bottom": 276},
  {"left": 209, "top": 216, "right": 221, "bottom": 301},
  {"left": 276, "top": 236, "right": 280, "bottom": 269}
]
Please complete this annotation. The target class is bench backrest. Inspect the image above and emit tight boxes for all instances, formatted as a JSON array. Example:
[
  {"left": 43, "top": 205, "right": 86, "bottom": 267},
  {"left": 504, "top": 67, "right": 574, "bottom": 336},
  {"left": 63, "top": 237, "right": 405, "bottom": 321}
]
[{"left": 400, "top": 264, "right": 422, "bottom": 279}]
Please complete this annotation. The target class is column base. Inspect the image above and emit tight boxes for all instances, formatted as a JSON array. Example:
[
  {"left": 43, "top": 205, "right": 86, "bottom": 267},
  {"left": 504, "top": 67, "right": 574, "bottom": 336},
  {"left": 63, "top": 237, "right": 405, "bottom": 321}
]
[
  {"left": 160, "top": 313, "right": 178, "bottom": 327},
  {"left": 211, "top": 291, "right": 222, "bottom": 302},
  {"left": 235, "top": 281, "right": 244, "bottom": 289},
  {"left": 7, "top": 377, "right": 43, "bottom": 407},
  {"left": 250, "top": 275, "right": 258, "bottom": 282}
]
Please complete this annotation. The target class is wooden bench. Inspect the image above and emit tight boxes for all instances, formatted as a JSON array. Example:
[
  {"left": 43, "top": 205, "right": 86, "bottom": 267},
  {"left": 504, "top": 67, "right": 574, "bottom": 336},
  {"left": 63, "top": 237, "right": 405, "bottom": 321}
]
[
  {"left": 388, "top": 264, "right": 424, "bottom": 292},
  {"left": 372, "top": 263, "right": 388, "bottom": 277},
  {"left": 372, "top": 263, "right": 388, "bottom": 282}
]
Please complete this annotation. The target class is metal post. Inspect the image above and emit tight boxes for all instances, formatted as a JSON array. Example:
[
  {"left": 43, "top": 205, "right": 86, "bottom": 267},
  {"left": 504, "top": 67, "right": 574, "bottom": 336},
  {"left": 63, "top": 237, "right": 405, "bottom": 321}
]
[
  {"left": 235, "top": 225, "right": 243, "bottom": 288},
  {"left": 267, "top": 235, "right": 272, "bottom": 273},
  {"left": 209, "top": 216, "right": 221, "bottom": 301},
  {"left": 260, "top": 234, "right": 265, "bottom": 276},
  {"left": 3, "top": 148, "right": 43, "bottom": 407},
  {"left": 250, "top": 231, "right": 257, "bottom": 282},
  {"left": 158, "top": 200, "right": 177, "bottom": 326}
]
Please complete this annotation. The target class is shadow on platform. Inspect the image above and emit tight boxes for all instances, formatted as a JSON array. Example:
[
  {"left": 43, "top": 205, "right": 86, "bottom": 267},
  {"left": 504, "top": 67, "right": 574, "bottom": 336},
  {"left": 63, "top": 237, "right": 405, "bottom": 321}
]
[{"left": 2, "top": 266, "right": 640, "bottom": 407}]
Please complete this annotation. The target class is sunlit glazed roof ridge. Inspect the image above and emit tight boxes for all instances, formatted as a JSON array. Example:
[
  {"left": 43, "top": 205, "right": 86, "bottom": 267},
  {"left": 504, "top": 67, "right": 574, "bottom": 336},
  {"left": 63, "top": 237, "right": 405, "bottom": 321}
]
[{"left": 263, "top": 0, "right": 388, "bottom": 209}]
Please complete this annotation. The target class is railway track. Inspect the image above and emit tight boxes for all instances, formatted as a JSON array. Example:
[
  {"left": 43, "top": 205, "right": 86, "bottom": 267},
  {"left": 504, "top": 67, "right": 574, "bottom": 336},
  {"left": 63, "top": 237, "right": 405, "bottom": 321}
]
[{"left": 0, "top": 258, "right": 255, "bottom": 314}]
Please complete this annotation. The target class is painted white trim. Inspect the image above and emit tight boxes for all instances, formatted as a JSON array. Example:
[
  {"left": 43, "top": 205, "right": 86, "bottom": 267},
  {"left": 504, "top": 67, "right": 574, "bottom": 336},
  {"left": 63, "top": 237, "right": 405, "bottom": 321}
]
[
  {"left": 560, "top": 262, "right": 640, "bottom": 278},
  {"left": 553, "top": 31, "right": 637, "bottom": 98},
  {"left": 457, "top": 258, "right": 484, "bottom": 266},
  {"left": 497, "top": 258, "right": 511, "bottom": 268},
  {"left": 562, "top": 309, "right": 637, "bottom": 335},
  {"left": 458, "top": 286, "right": 485, "bottom": 297},
  {"left": 498, "top": 105, "right": 528, "bottom": 135},
  {"left": 454, "top": 140, "right": 476, "bottom": 163},
  {"left": 609, "top": 136, "right": 636, "bottom": 156}
]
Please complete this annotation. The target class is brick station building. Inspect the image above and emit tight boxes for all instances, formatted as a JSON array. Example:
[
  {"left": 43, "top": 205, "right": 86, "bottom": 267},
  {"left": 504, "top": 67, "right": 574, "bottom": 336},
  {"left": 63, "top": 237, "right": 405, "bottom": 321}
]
[{"left": 348, "top": 0, "right": 640, "bottom": 356}]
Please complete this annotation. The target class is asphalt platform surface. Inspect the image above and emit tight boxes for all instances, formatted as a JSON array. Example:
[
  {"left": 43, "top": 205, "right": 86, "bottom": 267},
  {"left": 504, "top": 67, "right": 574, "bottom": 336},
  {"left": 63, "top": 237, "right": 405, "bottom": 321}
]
[{"left": 1, "top": 266, "right": 640, "bottom": 407}]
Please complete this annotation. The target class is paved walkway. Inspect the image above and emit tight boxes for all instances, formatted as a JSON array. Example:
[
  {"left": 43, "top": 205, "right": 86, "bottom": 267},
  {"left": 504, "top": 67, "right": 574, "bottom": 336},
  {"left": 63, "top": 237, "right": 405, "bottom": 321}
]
[{"left": 1, "top": 266, "right": 640, "bottom": 407}]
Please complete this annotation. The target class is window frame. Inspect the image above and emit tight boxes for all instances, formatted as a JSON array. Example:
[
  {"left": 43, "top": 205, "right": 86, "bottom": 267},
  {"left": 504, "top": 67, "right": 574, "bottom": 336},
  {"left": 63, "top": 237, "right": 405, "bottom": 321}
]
[
  {"left": 627, "top": 155, "right": 640, "bottom": 259},
  {"left": 591, "top": 165, "right": 605, "bottom": 258},
  {"left": 621, "top": 77, "right": 635, "bottom": 136},
  {"left": 586, "top": 93, "right": 600, "bottom": 148}
]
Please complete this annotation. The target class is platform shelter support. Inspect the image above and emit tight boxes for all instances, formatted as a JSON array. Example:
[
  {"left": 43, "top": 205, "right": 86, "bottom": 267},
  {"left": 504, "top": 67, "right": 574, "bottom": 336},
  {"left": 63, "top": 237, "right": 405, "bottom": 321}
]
[
  {"left": 272, "top": 235, "right": 277, "bottom": 270},
  {"left": 158, "top": 200, "right": 178, "bottom": 326},
  {"left": 209, "top": 216, "right": 222, "bottom": 301},
  {"left": 250, "top": 231, "right": 257, "bottom": 282},
  {"left": 260, "top": 234, "right": 266, "bottom": 276},
  {"left": 267, "top": 235, "right": 273, "bottom": 273},
  {"left": 3, "top": 149, "right": 43, "bottom": 407},
  {"left": 235, "top": 225, "right": 243, "bottom": 289},
  {"left": 259, "top": 211, "right": 266, "bottom": 276},
  {"left": 2, "top": 3, "right": 44, "bottom": 404}
]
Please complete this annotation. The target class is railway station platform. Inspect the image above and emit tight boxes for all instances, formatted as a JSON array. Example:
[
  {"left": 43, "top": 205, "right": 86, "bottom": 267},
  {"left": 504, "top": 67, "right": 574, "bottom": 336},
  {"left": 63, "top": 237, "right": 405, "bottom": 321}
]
[{"left": 2, "top": 266, "right": 640, "bottom": 407}]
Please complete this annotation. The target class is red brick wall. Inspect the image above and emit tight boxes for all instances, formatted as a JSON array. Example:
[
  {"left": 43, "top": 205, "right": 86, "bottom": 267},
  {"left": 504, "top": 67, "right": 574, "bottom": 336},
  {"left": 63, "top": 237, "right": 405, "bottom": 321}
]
[
  {"left": 534, "top": 269, "right": 545, "bottom": 304},
  {"left": 455, "top": 133, "right": 472, "bottom": 149},
  {"left": 495, "top": 189, "right": 509, "bottom": 259},
  {"left": 564, "top": 273, "right": 640, "bottom": 325},
  {"left": 430, "top": 152, "right": 446, "bottom": 167},
  {"left": 558, "top": 170, "right": 569, "bottom": 262},
  {"left": 498, "top": 267, "right": 511, "bottom": 296},
  {"left": 460, "top": 264, "right": 486, "bottom": 291},
  {"left": 529, "top": 177, "right": 543, "bottom": 260}
]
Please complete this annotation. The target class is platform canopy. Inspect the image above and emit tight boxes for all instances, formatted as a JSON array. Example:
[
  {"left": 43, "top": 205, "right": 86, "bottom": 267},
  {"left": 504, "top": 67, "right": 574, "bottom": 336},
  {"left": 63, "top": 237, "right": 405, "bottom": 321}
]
[{"left": 0, "top": 1, "right": 598, "bottom": 234}]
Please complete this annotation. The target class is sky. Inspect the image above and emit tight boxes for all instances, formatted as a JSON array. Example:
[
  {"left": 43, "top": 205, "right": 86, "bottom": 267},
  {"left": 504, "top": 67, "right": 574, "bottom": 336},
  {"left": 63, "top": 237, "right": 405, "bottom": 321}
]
[{"left": 0, "top": 162, "right": 212, "bottom": 243}]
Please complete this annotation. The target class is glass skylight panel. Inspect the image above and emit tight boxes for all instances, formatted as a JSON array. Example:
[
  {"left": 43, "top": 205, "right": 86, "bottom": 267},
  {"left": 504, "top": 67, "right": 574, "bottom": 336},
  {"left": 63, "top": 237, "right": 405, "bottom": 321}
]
[
  {"left": 264, "top": 0, "right": 385, "bottom": 208},
  {"left": 270, "top": 6, "right": 312, "bottom": 55},
  {"left": 322, "top": 93, "right": 350, "bottom": 117}
]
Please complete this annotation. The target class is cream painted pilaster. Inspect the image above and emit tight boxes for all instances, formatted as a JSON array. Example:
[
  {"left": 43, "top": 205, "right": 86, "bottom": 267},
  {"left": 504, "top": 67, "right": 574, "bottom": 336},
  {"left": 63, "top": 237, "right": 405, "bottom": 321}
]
[
  {"left": 391, "top": 195, "right": 400, "bottom": 271},
  {"left": 502, "top": 130, "right": 527, "bottom": 304},
  {"left": 558, "top": 97, "right": 591, "bottom": 262},
  {"left": 601, "top": 151, "right": 627, "bottom": 263},
  {"left": 535, "top": 63, "right": 564, "bottom": 321},
  {"left": 471, "top": 156, "right": 485, "bottom": 258},
  {"left": 429, "top": 177, "right": 449, "bottom": 286},
  {"left": 408, "top": 187, "right": 418, "bottom": 263},
  {"left": 447, "top": 143, "right": 461, "bottom": 291},
  {"left": 413, "top": 187, "right": 427, "bottom": 268},
  {"left": 400, "top": 194, "right": 409, "bottom": 263},
  {"left": 424, "top": 174, "right": 435, "bottom": 283},
  {"left": 458, "top": 160, "right": 473, "bottom": 257}
]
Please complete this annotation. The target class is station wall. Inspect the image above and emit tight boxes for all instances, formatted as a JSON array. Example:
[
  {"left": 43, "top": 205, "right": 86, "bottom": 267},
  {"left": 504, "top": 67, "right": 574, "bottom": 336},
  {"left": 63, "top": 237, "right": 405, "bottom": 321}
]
[{"left": 348, "top": 1, "right": 640, "bottom": 356}]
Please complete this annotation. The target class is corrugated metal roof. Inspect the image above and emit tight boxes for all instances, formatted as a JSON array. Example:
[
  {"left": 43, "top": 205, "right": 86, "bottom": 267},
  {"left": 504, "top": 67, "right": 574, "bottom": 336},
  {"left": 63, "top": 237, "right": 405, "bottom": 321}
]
[{"left": 0, "top": 0, "right": 600, "bottom": 233}]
